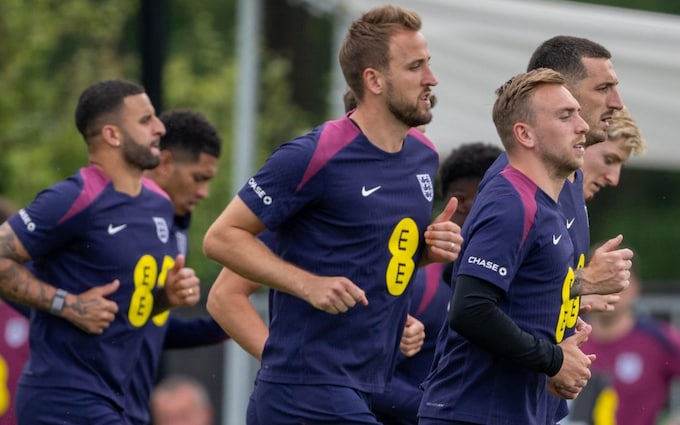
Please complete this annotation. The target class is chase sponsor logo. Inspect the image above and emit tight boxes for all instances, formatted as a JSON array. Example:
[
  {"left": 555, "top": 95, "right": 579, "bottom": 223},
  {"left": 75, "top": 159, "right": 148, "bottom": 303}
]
[
  {"left": 467, "top": 256, "right": 507, "bottom": 276},
  {"left": 248, "top": 178, "right": 272, "bottom": 205},
  {"left": 18, "top": 208, "right": 35, "bottom": 232}
]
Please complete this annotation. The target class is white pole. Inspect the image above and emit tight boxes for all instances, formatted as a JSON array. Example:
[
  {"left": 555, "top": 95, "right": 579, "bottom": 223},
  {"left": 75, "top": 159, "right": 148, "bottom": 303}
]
[{"left": 223, "top": 0, "right": 261, "bottom": 423}]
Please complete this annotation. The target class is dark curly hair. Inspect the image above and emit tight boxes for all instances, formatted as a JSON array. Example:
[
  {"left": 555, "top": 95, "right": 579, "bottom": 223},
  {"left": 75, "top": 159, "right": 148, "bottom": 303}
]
[
  {"left": 438, "top": 142, "right": 502, "bottom": 198},
  {"left": 159, "top": 109, "right": 222, "bottom": 161}
]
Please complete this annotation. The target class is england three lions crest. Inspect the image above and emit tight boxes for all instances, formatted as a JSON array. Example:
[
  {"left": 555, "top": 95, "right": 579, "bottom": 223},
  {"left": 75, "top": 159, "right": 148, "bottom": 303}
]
[
  {"left": 417, "top": 174, "right": 434, "bottom": 202},
  {"left": 153, "top": 217, "right": 170, "bottom": 243}
]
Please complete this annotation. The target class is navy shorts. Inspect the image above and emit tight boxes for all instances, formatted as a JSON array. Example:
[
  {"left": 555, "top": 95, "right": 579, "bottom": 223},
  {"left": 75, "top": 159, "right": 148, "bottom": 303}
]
[
  {"left": 15, "top": 385, "right": 130, "bottom": 425},
  {"left": 247, "top": 380, "right": 382, "bottom": 425}
]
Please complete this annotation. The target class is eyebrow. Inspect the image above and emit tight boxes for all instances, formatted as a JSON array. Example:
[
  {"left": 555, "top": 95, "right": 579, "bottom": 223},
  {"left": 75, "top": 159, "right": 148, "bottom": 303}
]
[
  {"left": 606, "top": 152, "right": 625, "bottom": 163},
  {"left": 405, "top": 58, "right": 425, "bottom": 68},
  {"left": 596, "top": 81, "right": 618, "bottom": 89},
  {"left": 555, "top": 105, "right": 578, "bottom": 116}
]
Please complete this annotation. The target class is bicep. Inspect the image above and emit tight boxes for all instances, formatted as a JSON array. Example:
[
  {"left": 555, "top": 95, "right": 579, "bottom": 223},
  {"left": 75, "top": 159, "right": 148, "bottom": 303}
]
[
  {"left": 208, "top": 196, "right": 265, "bottom": 238},
  {"left": 203, "top": 196, "right": 266, "bottom": 261}
]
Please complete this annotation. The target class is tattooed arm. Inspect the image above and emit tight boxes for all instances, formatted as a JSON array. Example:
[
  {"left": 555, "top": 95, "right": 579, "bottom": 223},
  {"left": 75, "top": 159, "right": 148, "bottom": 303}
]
[{"left": 0, "top": 222, "right": 119, "bottom": 334}]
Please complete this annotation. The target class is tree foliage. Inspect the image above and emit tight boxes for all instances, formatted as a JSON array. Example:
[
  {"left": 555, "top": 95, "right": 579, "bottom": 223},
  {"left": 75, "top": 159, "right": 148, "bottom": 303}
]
[
  {"left": 588, "top": 169, "right": 680, "bottom": 284},
  {"left": 0, "top": 0, "right": 314, "bottom": 282},
  {"left": 0, "top": 0, "right": 139, "bottom": 198}
]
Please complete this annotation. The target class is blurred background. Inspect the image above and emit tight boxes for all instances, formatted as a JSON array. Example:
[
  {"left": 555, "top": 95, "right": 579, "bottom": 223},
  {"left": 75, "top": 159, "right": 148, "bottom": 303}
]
[{"left": 1, "top": 0, "right": 678, "bottom": 424}]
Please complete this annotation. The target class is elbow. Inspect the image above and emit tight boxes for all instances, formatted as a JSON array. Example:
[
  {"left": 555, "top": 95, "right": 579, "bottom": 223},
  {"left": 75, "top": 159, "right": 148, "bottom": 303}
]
[
  {"left": 202, "top": 223, "right": 229, "bottom": 263},
  {"left": 202, "top": 228, "right": 218, "bottom": 262},
  {"left": 205, "top": 282, "right": 221, "bottom": 320}
]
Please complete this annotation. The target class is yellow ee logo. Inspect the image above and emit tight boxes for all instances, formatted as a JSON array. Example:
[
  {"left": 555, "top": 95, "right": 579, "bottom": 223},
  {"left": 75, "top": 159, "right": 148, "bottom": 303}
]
[
  {"left": 386, "top": 218, "right": 419, "bottom": 296},
  {"left": 128, "top": 254, "right": 175, "bottom": 327}
]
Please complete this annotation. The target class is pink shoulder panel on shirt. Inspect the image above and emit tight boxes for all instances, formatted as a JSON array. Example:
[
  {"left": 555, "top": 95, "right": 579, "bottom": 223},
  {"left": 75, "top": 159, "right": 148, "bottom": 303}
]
[
  {"left": 142, "top": 177, "right": 171, "bottom": 200},
  {"left": 500, "top": 166, "right": 538, "bottom": 249},
  {"left": 58, "top": 169, "right": 170, "bottom": 225},
  {"left": 407, "top": 127, "right": 438, "bottom": 153},
  {"left": 296, "top": 116, "right": 361, "bottom": 192},
  {"left": 58, "top": 166, "right": 110, "bottom": 224}
]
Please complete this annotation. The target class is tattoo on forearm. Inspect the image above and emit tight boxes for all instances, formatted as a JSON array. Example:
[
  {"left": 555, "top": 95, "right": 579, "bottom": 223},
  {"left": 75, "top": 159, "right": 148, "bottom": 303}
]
[
  {"left": 0, "top": 224, "right": 51, "bottom": 309},
  {"left": 569, "top": 274, "right": 582, "bottom": 299},
  {"left": 0, "top": 225, "right": 24, "bottom": 262}
]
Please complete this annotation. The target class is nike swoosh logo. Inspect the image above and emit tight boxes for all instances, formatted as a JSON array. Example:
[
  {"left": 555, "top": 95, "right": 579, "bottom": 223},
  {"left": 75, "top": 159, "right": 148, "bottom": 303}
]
[
  {"left": 108, "top": 224, "right": 128, "bottom": 235},
  {"left": 566, "top": 217, "right": 575, "bottom": 229},
  {"left": 361, "top": 185, "right": 382, "bottom": 197},
  {"left": 552, "top": 234, "right": 562, "bottom": 245}
]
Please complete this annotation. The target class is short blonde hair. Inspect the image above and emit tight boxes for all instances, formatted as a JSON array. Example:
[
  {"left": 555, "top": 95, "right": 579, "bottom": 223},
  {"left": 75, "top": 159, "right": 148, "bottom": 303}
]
[
  {"left": 607, "top": 106, "right": 646, "bottom": 156},
  {"left": 492, "top": 68, "right": 566, "bottom": 152}
]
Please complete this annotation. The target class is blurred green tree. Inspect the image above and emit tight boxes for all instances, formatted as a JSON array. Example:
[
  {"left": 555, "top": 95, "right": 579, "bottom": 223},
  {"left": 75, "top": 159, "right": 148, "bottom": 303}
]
[
  {"left": 0, "top": 0, "right": 140, "bottom": 199},
  {"left": 0, "top": 0, "right": 313, "bottom": 282}
]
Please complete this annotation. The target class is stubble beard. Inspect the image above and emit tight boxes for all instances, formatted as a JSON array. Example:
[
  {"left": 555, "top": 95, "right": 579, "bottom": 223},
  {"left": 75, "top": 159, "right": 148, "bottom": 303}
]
[
  {"left": 385, "top": 81, "right": 432, "bottom": 128},
  {"left": 585, "top": 127, "right": 607, "bottom": 147},
  {"left": 539, "top": 146, "right": 581, "bottom": 180},
  {"left": 121, "top": 129, "right": 161, "bottom": 171}
]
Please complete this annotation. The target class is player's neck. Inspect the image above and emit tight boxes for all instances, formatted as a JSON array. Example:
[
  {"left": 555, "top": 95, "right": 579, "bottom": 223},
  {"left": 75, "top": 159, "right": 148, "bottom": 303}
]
[
  {"left": 508, "top": 156, "right": 564, "bottom": 201},
  {"left": 89, "top": 158, "right": 144, "bottom": 196},
  {"left": 350, "top": 107, "right": 409, "bottom": 153}
]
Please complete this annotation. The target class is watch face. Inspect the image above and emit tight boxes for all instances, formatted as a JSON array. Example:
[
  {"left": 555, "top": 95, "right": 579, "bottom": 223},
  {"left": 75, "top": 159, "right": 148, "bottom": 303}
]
[{"left": 50, "top": 289, "right": 67, "bottom": 315}]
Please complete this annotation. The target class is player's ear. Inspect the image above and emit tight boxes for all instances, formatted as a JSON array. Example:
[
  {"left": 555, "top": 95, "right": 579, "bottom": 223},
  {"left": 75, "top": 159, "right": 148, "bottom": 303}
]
[
  {"left": 101, "top": 124, "right": 122, "bottom": 148},
  {"left": 364, "top": 68, "right": 384, "bottom": 95},
  {"left": 513, "top": 122, "right": 535, "bottom": 149},
  {"left": 159, "top": 150, "right": 175, "bottom": 168}
]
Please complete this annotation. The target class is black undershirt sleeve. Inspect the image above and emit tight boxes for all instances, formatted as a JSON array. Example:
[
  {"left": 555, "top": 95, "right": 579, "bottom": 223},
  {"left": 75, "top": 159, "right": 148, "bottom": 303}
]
[{"left": 448, "top": 274, "right": 563, "bottom": 377}]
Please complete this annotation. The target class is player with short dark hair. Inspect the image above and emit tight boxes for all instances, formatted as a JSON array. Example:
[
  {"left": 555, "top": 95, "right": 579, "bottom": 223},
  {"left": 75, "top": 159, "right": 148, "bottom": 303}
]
[{"left": 0, "top": 79, "right": 200, "bottom": 424}]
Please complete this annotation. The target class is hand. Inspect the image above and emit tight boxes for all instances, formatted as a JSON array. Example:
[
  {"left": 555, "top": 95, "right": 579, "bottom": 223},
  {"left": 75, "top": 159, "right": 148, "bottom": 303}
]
[
  {"left": 579, "top": 235, "right": 634, "bottom": 296},
  {"left": 547, "top": 376, "right": 581, "bottom": 399},
  {"left": 574, "top": 316, "right": 591, "bottom": 343},
  {"left": 162, "top": 255, "right": 201, "bottom": 308},
  {"left": 551, "top": 323, "right": 595, "bottom": 399},
  {"left": 400, "top": 314, "right": 425, "bottom": 357},
  {"left": 423, "top": 197, "right": 463, "bottom": 264},
  {"left": 579, "top": 293, "right": 620, "bottom": 314},
  {"left": 302, "top": 275, "right": 368, "bottom": 314},
  {"left": 63, "top": 279, "right": 120, "bottom": 334}
]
